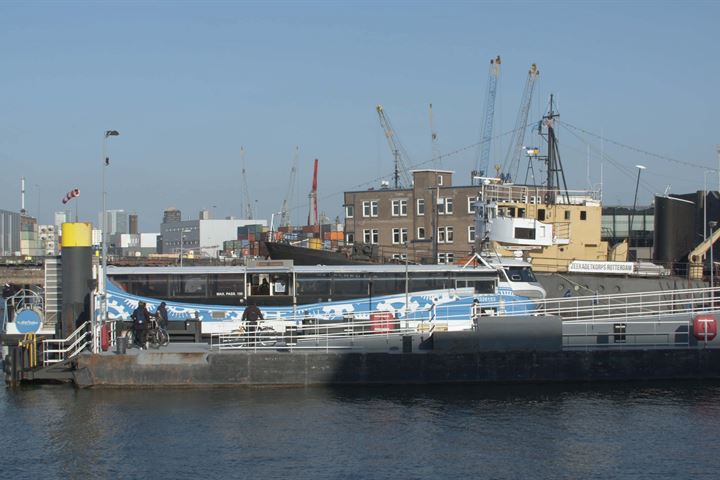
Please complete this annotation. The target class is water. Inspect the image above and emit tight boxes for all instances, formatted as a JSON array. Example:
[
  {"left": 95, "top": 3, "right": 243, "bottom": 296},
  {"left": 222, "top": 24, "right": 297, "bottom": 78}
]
[{"left": 2, "top": 382, "right": 720, "bottom": 479}]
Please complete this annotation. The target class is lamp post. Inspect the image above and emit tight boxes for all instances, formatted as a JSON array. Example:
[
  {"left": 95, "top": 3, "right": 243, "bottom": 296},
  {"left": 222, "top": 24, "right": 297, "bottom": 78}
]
[
  {"left": 100, "top": 130, "right": 119, "bottom": 352},
  {"left": 179, "top": 228, "right": 191, "bottom": 267},
  {"left": 404, "top": 239, "right": 409, "bottom": 329},
  {"left": 269, "top": 211, "right": 282, "bottom": 243},
  {"left": 704, "top": 171, "right": 713, "bottom": 241},
  {"left": 628, "top": 165, "right": 646, "bottom": 253},
  {"left": 710, "top": 221, "right": 717, "bottom": 307}
]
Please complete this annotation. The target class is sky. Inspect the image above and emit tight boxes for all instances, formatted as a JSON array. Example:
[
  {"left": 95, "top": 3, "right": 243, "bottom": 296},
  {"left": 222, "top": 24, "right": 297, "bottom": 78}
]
[{"left": 1, "top": 0, "right": 718, "bottom": 231}]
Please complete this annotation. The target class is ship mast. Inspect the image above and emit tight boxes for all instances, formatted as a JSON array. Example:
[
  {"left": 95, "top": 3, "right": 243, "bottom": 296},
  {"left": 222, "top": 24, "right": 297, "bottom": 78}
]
[{"left": 541, "top": 95, "right": 569, "bottom": 204}]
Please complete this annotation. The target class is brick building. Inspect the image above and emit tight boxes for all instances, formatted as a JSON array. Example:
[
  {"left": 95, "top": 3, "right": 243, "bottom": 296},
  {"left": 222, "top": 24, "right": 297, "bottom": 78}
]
[{"left": 343, "top": 170, "right": 480, "bottom": 264}]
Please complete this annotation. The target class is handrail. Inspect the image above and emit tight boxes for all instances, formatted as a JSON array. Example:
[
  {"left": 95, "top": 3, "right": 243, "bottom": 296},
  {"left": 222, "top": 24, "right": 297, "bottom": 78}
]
[{"left": 42, "top": 321, "right": 92, "bottom": 366}]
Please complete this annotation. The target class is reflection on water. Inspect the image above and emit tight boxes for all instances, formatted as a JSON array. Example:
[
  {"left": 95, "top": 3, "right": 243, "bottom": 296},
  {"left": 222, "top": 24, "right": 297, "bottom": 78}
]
[{"left": 2, "top": 382, "right": 720, "bottom": 479}]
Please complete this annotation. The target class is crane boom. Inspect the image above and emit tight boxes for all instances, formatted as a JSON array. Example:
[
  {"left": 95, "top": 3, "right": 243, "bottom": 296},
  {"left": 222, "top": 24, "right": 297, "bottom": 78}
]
[
  {"left": 476, "top": 55, "right": 501, "bottom": 176},
  {"left": 307, "top": 158, "right": 319, "bottom": 227},
  {"left": 376, "top": 105, "right": 412, "bottom": 189},
  {"left": 280, "top": 146, "right": 299, "bottom": 228},
  {"left": 502, "top": 63, "right": 539, "bottom": 182}
]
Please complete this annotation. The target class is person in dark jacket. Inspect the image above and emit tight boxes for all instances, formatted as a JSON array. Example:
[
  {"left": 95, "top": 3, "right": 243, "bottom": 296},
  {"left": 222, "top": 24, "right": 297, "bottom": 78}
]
[
  {"left": 154, "top": 302, "right": 169, "bottom": 329},
  {"left": 131, "top": 301, "right": 150, "bottom": 348},
  {"left": 241, "top": 303, "right": 263, "bottom": 333}
]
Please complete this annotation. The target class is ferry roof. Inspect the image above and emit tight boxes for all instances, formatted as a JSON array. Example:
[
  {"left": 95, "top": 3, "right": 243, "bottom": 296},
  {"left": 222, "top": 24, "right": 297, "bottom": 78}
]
[{"left": 107, "top": 263, "right": 501, "bottom": 275}]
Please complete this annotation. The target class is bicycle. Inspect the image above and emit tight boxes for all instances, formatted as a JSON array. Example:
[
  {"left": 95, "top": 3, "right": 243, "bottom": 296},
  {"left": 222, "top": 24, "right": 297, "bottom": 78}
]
[{"left": 146, "top": 317, "right": 170, "bottom": 348}]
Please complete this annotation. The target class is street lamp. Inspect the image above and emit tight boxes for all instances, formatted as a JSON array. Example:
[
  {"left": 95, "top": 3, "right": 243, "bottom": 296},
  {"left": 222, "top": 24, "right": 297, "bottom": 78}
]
[
  {"left": 100, "top": 130, "right": 119, "bottom": 351},
  {"left": 710, "top": 221, "right": 717, "bottom": 306},
  {"left": 269, "top": 211, "right": 282, "bottom": 243},
  {"left": 628, "top": 165, "right": 646, "bottom": 253},
  {"left": 179, "top": 228, "right": 191, "bottom": 267}
]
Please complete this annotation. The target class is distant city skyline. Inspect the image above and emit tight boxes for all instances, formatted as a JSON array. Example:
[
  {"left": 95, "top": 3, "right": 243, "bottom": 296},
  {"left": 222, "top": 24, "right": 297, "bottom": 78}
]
[{"left": 1, "top": 1, "right": 718, "bottom": 231}]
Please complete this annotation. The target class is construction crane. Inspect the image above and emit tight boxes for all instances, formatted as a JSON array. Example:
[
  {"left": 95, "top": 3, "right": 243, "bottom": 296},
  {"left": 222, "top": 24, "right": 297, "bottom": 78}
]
[
  {"left": 240, "top": 146, "right": 255, "bottom": 219},
  {"left": 476, "top": 55, "right": 501, "bottom": 177},
  {"left": 502, "top": 63, "right": 539, "bottom": 182},
  {"left": 279, "top": 146, "right": 299, "bottom": 228},
  {"left": 307, "top": 158, "right": 319, "bottom": 227},
  {"left": 376, "top": 105, "right": 412, "bottom": 189},
  {"left": 429, "top": 103, "right": 441, "bottom": 169}
]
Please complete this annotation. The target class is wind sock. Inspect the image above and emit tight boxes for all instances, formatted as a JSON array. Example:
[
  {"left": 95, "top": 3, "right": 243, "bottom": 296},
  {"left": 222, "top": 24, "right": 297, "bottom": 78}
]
[{"left": 62, "top": 188, "right": 80, "bottom": 204}]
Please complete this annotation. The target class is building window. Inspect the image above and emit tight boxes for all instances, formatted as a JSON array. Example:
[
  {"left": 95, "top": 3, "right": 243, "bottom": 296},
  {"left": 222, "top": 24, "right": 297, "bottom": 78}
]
[
  {"left": 580, "top": 210, "right": 587, "bottom": 220},
  {"left": 346, "top": 233, "right": 354, "bottom": 244},
  {"left": 468, "top": 196, "right": 479, "bottom": 214},
  {"left": 564, "top": 210, "right": 571, "bottom": 221},
  {"left": 438, "top": 197, "right": 453, "bottom": 215},
  {"left": 437, "top": 226, "right": 454, "bottom": 243},
  {"left": 363, "top": 229, "right": 379, "bottom": 244},
  {"left": 345, "top": 205, "right": 354, "bottom": 218},
  {"left": 437, "top": 252, "right": 454, "bottom": 264},
  {"left": 417, "top": 198, "right": 425, "bottom": 216},
  {"left": 362, "top": 200, "right": 379, "bottom": 217},
  {"left": 392, "top": 228, "right": 408, "bottom": 244},
  {"left": 391, "top": 253, "right": 407, "bottom": 261},
  {"left": 437, "top": 175, "right": 444, "bottom": 186},
  {"left": 468, "top": 226, "right": 475, "bottom": 243},
  {"left": 417, "top": 227, "right": 426, "bottom": 239},
  {"left": 392, "top": 199, "right": 408, "bottom": 217}
]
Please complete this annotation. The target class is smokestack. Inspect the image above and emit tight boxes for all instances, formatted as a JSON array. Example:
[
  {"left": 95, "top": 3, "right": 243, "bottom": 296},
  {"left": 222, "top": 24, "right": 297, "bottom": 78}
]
[{"left": 21, "top": 177, "right": 26, "bottom": 214}]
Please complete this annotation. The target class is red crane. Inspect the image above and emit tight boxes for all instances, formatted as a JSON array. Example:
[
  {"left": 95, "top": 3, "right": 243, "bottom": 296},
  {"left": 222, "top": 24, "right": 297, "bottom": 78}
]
[{"left": 307, "top": 158, "right": 319, "bottom": 227}]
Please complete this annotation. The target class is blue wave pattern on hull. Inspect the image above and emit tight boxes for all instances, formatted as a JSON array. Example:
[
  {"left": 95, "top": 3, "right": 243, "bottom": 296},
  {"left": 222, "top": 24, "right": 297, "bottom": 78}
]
[{"left": 104, "top": 280, "right": 535, "bottom": 330}]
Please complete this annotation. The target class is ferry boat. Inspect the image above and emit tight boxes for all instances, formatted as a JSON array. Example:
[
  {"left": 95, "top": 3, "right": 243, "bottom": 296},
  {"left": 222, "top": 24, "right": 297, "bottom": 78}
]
[{"left": 104, "top": 258, "right": 546, "bottom": 334}]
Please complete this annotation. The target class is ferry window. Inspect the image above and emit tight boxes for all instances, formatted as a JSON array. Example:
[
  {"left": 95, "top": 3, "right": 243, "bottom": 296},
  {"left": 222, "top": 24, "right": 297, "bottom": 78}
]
[
  {"left": 372, "top": 274, "right": 405, "bottom": 296},
  {"left": 515, "top": 227, "right": 536, "bottom": 240},
  {"left": 564, "top": 210, "right": 571, "bottom": 220},
  {"left": 112, "top": 274, "right": 168, "bottom": 298},
  {"left": 518, "top": 208, "right": 526, "bottom": 218},
  {"left": 538, "top": 209, "right": 546, "bottom": 221},
  {"left": 209, "top": 274, "right": 245, "bottom": 298},
  {"left": 296, "top": 273, "right": 332, "bottom": 295},
  {"left": 169, "top": 275, "right": 207, "bottom": 297},
  {"left": 506, "top": 267, "right": 537, "bottom": 283},
  {"left": 409, "top": 273, "right": 450, "bottom": 291},
  {"left": 508, "top": 207, "right": 516, "bottom": 217},
  {"left": 333, "top": 273, "right": 368, "bottom": 296},
  {"left": 271, "top": 274, "right": 291, "bottom": 296},
  {"left": 580, "top": 210, "right": 587, "bottom": 220}
]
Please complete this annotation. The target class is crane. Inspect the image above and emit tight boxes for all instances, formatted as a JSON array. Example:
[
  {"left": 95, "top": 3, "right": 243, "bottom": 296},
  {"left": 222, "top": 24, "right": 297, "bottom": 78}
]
[
  {"left": 429, "top": 103, "right": 441, "bottom": 169},
  {"left": 502, "top": 63, "right": 539, "bottom": 182},
  {"left": 376, "top": 105, "right": 412, "bottom": 189},
  {"left": 279, "top": 146, "right": 299, "bottom": 228},
  {"left": 240, "top": 146, "right": 255, "bottom": 219},
  {"left": 476, "top": 55, "right": 501, "bottom": 177}
]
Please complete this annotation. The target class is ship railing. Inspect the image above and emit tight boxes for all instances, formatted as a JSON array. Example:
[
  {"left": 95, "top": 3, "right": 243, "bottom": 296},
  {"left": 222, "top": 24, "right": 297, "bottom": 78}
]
[
  {"left": 210, "top": 309, "right": 436, "bottom": 351},
  {"left": 461, "top": 286, "right": 719, "bottom": 323},
  {"left": 561, "top": 316, "right": 693, "bottom": 350},
  {"left": 42, "top": 321, "right": 92, "bottom": 366}
]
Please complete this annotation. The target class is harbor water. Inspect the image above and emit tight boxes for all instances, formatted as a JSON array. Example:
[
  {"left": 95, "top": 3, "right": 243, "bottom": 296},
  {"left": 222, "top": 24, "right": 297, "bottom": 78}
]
[{"left": 2, "top": 382, "right": 719, "bottom": 479}]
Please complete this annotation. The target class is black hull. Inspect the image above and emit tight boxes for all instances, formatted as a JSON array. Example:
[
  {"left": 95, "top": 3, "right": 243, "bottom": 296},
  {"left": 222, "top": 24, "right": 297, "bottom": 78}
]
[{"left": 264, "top": 242, "right": 374, "bottom": 265}]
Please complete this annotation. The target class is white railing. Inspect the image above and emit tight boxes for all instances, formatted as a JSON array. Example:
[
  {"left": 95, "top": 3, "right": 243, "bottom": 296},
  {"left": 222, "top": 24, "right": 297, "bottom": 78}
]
[
  {"left": 211, "top": 313, "right": 427, "bottom": 352},
  {"left": 42, "top": 321, "right": 92, "bottom": 366}
]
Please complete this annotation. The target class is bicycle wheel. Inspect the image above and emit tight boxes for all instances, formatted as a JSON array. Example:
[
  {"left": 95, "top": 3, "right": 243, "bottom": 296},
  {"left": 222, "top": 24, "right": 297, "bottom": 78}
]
[{"left": 159, "top": 329, "right": 170, "bottom": 347}]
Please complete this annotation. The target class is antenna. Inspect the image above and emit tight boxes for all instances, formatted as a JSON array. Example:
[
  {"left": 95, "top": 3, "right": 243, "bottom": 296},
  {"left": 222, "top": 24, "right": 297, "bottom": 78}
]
[{"left": 20, "top": 177, "right": 26, "bottom": 215}]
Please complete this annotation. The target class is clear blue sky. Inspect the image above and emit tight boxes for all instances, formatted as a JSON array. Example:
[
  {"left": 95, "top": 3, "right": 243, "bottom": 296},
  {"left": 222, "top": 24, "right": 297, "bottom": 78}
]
[{"left": 1, "top": 0, "right": 718, "bottom": 231}]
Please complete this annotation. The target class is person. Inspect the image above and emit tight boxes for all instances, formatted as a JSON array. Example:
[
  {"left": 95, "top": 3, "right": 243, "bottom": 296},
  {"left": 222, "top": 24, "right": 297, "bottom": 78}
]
[
  {"left": 131, "top": 301, "right": 150, "bottom": 348},
  {"left": 241, "top": 303, "right": 263, "bottom": 333},
  {"left": 154, "top": 302, "right": 169, "bottom": 330},
  {"left": 471, "top": 299, "right": 481, "bottom": 330},
  {"left": 258, "top": 278, "right": 270, "bottom": 295}
]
